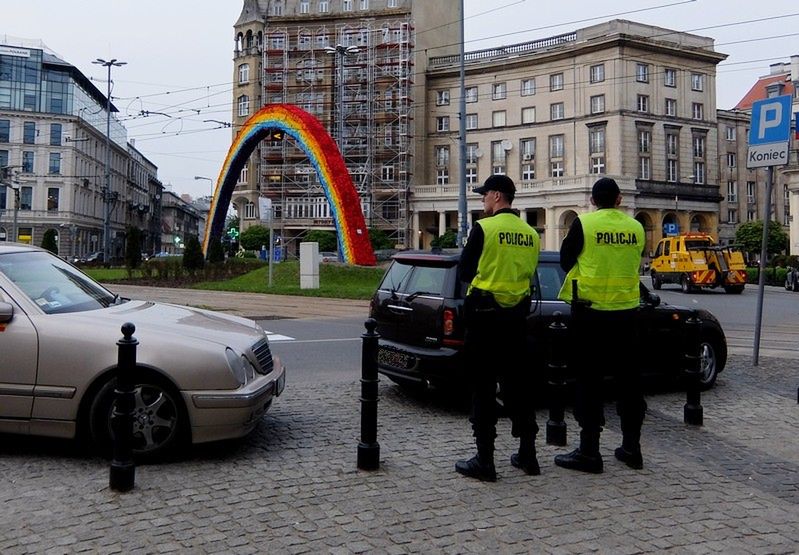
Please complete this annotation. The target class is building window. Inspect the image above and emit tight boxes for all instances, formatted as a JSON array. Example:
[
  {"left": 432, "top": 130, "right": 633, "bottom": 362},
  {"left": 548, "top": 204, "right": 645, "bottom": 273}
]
[
  {"left": 271, "top": 3, "right": 283, "bottom": 15},
  {"left": 50, "top": 123, "right": 62, "bottom": 146},
  {"left": 726, "top": 126, "right": 735, "bottom": 141},
  {"left": 300, "top": 0, "right": 309, "bottom": 13},
  {"left": 492, "top": 82, "right": 506, "bottom": 100},
  {"left": 639, "top": 156, "right": 651, "bottom": 179},
  {"left": 636, "top": 63, "right": 649, "bottom": 83},
  {"left": 590, "top": 95, "right": 605, "bottom": 114},
  {"left": 465, "top": 86, "right": 478, "bottom": 103},
  {"left": 551, "top": 161, "right": 564, "bottom": 178},
  {"left": 521, "top": 138, "right": 535, "bottom": 181},
  {"left": 492, "top": 111, "right": 506, "bottom": 127},
  {"left": 666, "top": 132, "right": 679, "bottom": 182},
  {"left": 550, "top": 102, "right": 564, "bottom": 120},
  {"left": 693, "top": 162, "right": 705, "bottom": 184},
  {"left": 243, "top": 202, "right": 255, "bottom": 219},
  {"left": 48, "top": 152, "right": 61, "bottom": 175},
  {"left": 387, "top": 0, "right": 398, "bottom": 7},
  {"left": 0, "top": 150, "right": 7, "bottom": 170},
  {"left": 667, "top": 159, "right": 678, "bottom": 182},
  {"left": 637, "top": 94, "right": 649, "bottom": 113},
  {"left": 343, "top": 0, "right": 353, "bottom": 11},
  {"left": 589, "top": 64, "right": 605, "bottom": 83},
  {"left": 692, "top": 102, "right": 704, "bottom": 120},
  {"left": 664, "top": 68, "right": 676, "bottom": 87},
  {"left": 691, "top": 73, "right": 704, "bottom": 91},
  {"left": 319, "top": 0, "right": 329, "bottom": 12},
  {"left": 47, "top": 188, "right": 59, "bottom": 211},
  {"left": 435, "top": 145, "right": 449, "bottom": 167},
  {"left": 491, "top": 141, "right": 506, "bottom": 175},
  {"left": 549, "top": 73, "right": 564, "bottom": 92},
  {"left": 22, "top": 151, "right": 34, "bottom": 173},
  {"left": 638, "top": 129, "right": 651, "bottom": 154},
  {"left": 693, "top": 136, "right": 705, "bottom": 158},
  {"left": 465, "top": 113, "right": 478, "bottom": 130},
  {"left": 589, "top": 127, "right": 606, "bottom": 175},
  {"left": 549, "top": 134, "right": 564, "bottom": 158},
  {"left": 521, "top": 107, "right": 535, "bottom": 124},
  {"left": 466, "top": 143, "right": 479, "bottom": 164},
  {"left": 665, "top": 98, "right": 676, "bottom": 117},
  {"left": 727, "top": 181, "right": 737, "bottom": 203},
  {"left": 20, "top": 187, "right": 32, "bottom": 210},
  {"left": 436, "top": 168, "right": 449, "bottom": 185},
  {"left": 239, "top": 165, "right": 248, "bottom": 183},
  {"left": 23, "top": 122, "right": 36, "bottom": 144},
  {"left": 0, "top": 120, "right": 9, "bottom": 142},
  {"left": 359, "top": 0, "right": 368, "bottom": 10},
  {"left": 521, "top": 78, "right": 535, "bottom": 96},
  {"left": 747, "top": 209, "right": 756, "bottom": 221},
  {"left": 747, "top": 181, "right": 756, "bottom": 203},
  {"left": 436, "top": 116, "right": 449, "bottom": 132},
  {"left": 436, "top": 90, "right": 450, "bottom": 106},
  {"left": 466, "top": 166, "right": 478, "bottom": 184},
  {"left": 726, "top": 152, "right": 736, "bottom": 168},
  {"left": 238, "top": 95, "right": 250, "bottom": 117},
  {"left": 728, "top": 209, "right": 737, "bottom": 224},
  {"left": 238, "top": 63, "right": 250, "bottom": 84}
]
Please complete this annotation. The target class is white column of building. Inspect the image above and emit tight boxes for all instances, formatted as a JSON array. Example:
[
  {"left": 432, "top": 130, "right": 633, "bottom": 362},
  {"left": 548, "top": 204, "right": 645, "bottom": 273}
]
[
  {"left": 438, "top": 211, "right": 446, "bottom": 236},
  {"left": 519, "top": 208, "right": 527, "bottom": 225},
  {"left": 412, "top": 211, "right": 420, "bottom": 249},
  {"left": 545, "top": 207, "right": 559, "bottom": 251}
]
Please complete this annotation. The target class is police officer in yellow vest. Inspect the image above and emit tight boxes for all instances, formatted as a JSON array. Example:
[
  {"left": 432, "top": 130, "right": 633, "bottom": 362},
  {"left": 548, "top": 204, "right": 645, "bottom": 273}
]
[
  {"left": 456, "top": 175, "right": 540, "bottom": 482},
  {"left": 554, "top": 177, "right": 646, "bottom": 474}
]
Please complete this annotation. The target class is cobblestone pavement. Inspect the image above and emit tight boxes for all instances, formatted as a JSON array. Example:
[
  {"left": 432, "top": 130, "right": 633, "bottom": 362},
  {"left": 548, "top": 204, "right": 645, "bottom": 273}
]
[{"left": 1, "top": 353, "right": 797, "bottom": 554}]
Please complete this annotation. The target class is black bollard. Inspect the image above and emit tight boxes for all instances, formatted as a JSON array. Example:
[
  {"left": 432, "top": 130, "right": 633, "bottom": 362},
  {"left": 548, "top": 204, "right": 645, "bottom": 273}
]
[
  {"left": 357, "top": 318, "right": 380, "bottom": 470},
  {"left": 546, "top": 311, "right": 568, "bottom": 446},
  {"left": 682, "top": 310, "right": 703, "bottom": 426},
  {"left": 109, "top": 322, "right": 138, "bottom": 492}
]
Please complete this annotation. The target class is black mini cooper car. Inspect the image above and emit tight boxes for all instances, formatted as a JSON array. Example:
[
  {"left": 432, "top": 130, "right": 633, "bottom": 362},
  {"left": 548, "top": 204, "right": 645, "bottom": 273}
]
[{"left": 368, "top": 250, "right": 727, "bottom": 391}]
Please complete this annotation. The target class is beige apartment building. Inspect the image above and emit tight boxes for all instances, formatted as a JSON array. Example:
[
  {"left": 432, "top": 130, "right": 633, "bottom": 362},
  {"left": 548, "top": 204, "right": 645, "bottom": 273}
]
[
  {"left": 232, "top": 0, "right": 460, "bottom": 254},
  {"left": 420, "top": 19, "right": 728, "bottom": 253}
]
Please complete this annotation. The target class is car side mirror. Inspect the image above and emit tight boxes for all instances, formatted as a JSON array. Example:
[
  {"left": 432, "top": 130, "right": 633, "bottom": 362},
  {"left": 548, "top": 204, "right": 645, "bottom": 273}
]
[
  {"left": 0, "top": 301, "right": 14, "bottom": 323},
  {"left": 645, "top": 292, "right": 660, "bottom": 307}
]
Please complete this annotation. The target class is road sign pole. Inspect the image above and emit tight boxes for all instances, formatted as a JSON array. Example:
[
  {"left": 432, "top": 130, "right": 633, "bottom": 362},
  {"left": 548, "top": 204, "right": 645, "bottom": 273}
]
[
  {"left": 752, "top": 166, "right": 774, "bottom": 367},
  {"left": 268, "top": 210, "right": 274, "bottom": 288}
]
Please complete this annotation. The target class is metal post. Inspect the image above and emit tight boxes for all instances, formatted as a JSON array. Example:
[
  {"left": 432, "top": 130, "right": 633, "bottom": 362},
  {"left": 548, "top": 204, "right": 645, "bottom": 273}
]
[
  {"left": 545, "top": 311, "right": 568, "bottom": 446},
  {"left": 753, "top": 166, "right": 773, "bottom": 366},
  {"left": 357, "top": 318, "right": 380, "bottom": 470},
  {"left": 268, "top": 210, "right": 274, "bottom": 287},
  {"left": 110, "top": 322, "right": 137, "bottom": 492},
  {"left": 12, "top": 186, "right": 19, "bottom": 243},
  {"left": 456, "top": 0, "right": 468, "bottom": 248},
  {"left": 683, "top": 310, "right": 703, "bottom": 426}
]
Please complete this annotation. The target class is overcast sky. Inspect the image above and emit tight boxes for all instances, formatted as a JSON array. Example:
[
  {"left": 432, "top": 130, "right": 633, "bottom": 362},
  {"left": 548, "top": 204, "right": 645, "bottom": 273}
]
[{"left": 4, "top": 0, "right": 798, "bottom": 198}]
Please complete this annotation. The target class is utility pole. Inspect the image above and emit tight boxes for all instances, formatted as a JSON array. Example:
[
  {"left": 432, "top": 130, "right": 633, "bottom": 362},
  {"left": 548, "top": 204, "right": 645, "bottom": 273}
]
[
  {"left": 92, "top": 58, "right": 126, "bottom": 262},
  {"left": 457, "top": 0, "right": 468, "bottom": 248}
]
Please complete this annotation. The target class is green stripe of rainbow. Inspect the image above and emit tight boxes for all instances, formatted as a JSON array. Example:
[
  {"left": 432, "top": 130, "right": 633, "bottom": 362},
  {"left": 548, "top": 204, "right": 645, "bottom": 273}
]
[{"left": 203, "top": 103, "right": 375, "bottom": 266}]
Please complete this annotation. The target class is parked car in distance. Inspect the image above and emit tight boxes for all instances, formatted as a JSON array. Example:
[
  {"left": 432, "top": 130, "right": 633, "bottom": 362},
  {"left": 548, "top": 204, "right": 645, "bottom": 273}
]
[
  {"left": 83, "top": 251, "right": 105, "bottom": 265},
  {"left": 151, "top": 251, "right": 174, "bottom": 258},
  {"left": 0, "top": 243, "right": 285, "bottom": 459},
  {"left": 320, "top": 251, "right": 340, "bottom": 263},
  {"left": 369, "top": 249, "right": 727, "bottom": 392}
]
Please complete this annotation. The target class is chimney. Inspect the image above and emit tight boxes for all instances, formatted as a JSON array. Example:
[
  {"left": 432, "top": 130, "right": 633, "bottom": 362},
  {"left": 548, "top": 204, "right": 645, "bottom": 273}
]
[{"left": 791, "top": 55, "right": 799, "bottom": 83}]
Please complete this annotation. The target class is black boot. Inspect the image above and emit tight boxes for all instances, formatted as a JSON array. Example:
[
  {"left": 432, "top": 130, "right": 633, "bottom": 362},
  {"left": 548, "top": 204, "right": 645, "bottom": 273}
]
[
  {"left": 455, "top": 453, "right": 496, "bottom": 482},
  {"left": 614, "top": 446, "right": 643, "bottom": 469},
  {"left": 554, "top": 448, "right": 604, "bottom": 474},
  {"left": 510, "top": 438, "right": 540, "bottom": 476}
]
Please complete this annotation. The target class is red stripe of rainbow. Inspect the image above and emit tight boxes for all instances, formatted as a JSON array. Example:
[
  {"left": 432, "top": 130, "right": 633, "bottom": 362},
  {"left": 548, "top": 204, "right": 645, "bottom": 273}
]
[{"left": 203, "top": 104, "right": 375, "bottom": 266}]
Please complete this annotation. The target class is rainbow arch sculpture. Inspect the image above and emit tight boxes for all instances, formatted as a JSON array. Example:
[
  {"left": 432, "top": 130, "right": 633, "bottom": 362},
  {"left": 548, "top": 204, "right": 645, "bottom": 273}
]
[{"left": 203, "top": 104, "right": 376, "bottom": 266}]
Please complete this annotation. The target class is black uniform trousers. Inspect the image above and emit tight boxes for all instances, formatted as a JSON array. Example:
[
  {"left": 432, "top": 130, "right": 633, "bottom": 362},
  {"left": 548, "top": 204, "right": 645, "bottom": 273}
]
[
  {"left": 569, "top": 306, "right": 646, "bottom": 454},
  {"left": 463, "top": 293, "right": 538, "bottom": 455}
]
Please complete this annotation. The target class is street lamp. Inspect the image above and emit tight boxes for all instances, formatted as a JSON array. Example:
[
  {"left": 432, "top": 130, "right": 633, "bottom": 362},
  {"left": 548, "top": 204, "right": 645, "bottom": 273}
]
[
  {"left": 92, "top": 57, "right": 126, "bottom": 262},
  {"left": 194, "top": 176, "right": 214, "bottom": 197}
]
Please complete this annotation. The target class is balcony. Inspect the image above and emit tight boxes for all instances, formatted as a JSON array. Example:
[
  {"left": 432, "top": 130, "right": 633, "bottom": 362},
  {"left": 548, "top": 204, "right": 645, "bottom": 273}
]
[{"left": 635, "top": 179, "right": 722, "bottom": 203}]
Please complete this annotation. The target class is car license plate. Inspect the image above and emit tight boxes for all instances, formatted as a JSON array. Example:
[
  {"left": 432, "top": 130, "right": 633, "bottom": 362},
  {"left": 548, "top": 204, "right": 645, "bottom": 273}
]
[{"left": 377, "top": 347, "right": 414, "bottom": 370}]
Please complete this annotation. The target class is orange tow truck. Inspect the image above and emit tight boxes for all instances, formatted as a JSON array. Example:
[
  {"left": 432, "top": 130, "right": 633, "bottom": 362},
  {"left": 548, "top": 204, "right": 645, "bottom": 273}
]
[{"left": 649, "top": 233, "right": 747, "bottom": 294}]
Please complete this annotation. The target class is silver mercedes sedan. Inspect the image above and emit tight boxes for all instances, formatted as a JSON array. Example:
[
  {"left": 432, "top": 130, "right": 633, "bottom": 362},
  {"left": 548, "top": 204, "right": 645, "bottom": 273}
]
[{"left": 0, "top": 243, "right": 285, "bottom": 459}]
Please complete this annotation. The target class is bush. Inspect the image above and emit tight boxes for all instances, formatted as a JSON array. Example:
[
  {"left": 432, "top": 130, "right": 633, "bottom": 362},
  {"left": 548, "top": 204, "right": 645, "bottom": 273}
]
[
  {"left": 240, "top": 225, "right": 271, "bottom": 251},
  {"left": 125, "top": 227, "right": 143, "bottom": 272},
  {"left": 182, "top": 235, "right": 205, "bottom": 272}
]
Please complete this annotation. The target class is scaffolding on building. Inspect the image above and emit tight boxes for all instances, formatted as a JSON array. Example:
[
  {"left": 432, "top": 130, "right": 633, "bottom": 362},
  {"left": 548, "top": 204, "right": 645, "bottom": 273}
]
[{"left": 260, "top": 18, "right": 414, "bottom": 254}]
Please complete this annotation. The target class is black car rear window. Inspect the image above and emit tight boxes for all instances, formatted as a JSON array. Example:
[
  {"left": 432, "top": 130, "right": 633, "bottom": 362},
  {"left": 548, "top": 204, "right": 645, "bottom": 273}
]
[{"left": 379, "top": 261, "right": 448, "bottom": 296}]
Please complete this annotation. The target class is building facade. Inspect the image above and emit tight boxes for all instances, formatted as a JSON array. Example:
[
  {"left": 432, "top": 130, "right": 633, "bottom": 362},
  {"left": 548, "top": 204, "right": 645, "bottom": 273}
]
[
  {"left": 231, "top": 0, "right": 460, "bottom": 255},
  {"left": 160, "top": 190, "right": 202, "bottom": 255},
  {"left": 420, "top": 20, "right": 727, "bottom": 253}
]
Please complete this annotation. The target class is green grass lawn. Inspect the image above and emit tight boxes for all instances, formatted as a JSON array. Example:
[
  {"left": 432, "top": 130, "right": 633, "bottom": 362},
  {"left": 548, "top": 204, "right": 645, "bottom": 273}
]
[{"left": 85, "top": 261, "right": 387, "bottom": 300}]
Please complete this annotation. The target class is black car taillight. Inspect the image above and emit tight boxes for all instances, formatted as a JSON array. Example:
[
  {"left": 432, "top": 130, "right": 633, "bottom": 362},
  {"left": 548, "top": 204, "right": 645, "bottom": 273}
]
[{"left": 443, "top": 307, "right": 455, "bottom": 336}]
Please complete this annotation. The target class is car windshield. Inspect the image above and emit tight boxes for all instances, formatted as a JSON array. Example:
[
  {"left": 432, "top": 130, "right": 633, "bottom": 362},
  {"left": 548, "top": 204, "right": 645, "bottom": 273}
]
[{"left": 0, "top": 251, "right": 120, "bottom": 314}]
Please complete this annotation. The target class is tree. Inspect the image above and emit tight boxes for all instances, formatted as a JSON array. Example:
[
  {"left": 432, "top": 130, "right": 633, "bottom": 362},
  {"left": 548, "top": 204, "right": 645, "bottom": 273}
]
[
  {"left": 368, "top": 228, "right": 394, "bottom": 250},
  {"left": 207, "top": 236, "right": 225, "bottom": 264},
  {"left": 182, "top": 234, "right": 205, "bottom": 271},
  {"left": 124, "top": 227, "right": 143, "bottom": 269},
  {"left": 430, "top": 230, "right": 457, "bottom": 249},
  {"left": 304, "top": 230, "right": 338, "bottom": 252},
  {"left": 225, "top": 215, "right": 239, "bottom": 233},
  {"left": 41, "top": 229, "right": 58, "bottom": 254},
  {"left": 240, "top": 225, "right": 271, "bottom": 251},
  {"left": 734, "top": 220, "right": 788, "bottom": 262}
]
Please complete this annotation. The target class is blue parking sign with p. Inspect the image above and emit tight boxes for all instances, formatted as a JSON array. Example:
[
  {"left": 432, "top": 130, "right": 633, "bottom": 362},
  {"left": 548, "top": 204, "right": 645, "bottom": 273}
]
[{"left": 749, "top": 95, "right": 792, "bottom": 145}]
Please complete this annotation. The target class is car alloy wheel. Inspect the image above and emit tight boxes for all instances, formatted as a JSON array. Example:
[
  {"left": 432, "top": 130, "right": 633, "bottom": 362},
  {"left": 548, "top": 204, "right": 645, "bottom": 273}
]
[
  {"left": 697, "top": 340, "right": 718, "bottom": 390},
  {"left": 90, "top": 376, "right": 184, "bottom": 459}
]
